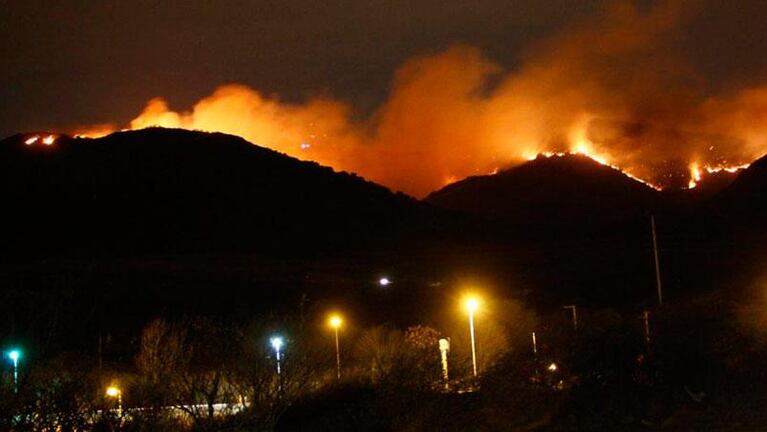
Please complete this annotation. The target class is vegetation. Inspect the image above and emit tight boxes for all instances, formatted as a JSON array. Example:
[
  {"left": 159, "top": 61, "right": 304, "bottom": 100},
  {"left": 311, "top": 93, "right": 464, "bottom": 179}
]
[{"left": 2, "top": 290, "right": 767, "bottom": 431}]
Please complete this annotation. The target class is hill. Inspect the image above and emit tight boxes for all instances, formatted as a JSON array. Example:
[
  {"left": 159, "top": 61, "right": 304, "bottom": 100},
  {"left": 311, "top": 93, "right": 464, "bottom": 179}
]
[
  {"left": 425, "top": 153, "right": 661, "bottom": 227},
  {"left": 0, "top": 128, "right": 469, "bottom": 258}
]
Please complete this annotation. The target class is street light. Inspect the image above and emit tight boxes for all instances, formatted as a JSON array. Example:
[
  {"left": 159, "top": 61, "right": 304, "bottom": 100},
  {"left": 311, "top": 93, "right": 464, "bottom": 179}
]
[
  {"left": 378, "top": 277, "right": 391, "bottom": 287},
  {"left": 464, "top": 296, "right": 480, "bottom": 377},
  {"left": 270, "top": 336, "right": 284, "bottom": 392},
  {"left": 105, "top": 385, "right": 123, "bottom": 419},
  {"left": 6, "top": 349, "right": 21, "bottom": 393},
  {"left": 328, "top": 314, "right": 343, "bottom": 380}
]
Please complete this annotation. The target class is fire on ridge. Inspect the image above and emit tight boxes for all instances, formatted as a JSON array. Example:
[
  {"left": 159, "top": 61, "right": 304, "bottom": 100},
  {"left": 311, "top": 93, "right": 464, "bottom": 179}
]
[{"left": 70, "top": 123, "right": 753, "bottom": 194}]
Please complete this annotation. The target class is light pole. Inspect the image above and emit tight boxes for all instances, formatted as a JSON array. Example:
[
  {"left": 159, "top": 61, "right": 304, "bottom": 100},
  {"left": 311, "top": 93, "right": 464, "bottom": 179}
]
[
  {"left": 328, "top": 314, "right": 343, "bottom": 380},
  {"left": 270, "top": 336, "right": 284, "bottom": 392},
  {"left": 106, "top": 385, "right": 122, "bottom": 419},
  {"left": 464, "top": 297, "right": 479, "bottom": 377},
  {"left": 6, "top": 349, "right": 21, "bottom": 393},
  {"left": 563, "top": 305, "right": 578, "bottom": 331},
  {"left": 439, "top": 338, "right": 450, "bottom": 389}
]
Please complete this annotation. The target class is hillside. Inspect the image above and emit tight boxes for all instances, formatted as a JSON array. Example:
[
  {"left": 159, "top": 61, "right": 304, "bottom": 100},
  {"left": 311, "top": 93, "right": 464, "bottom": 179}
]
[
  {"left": 426, "top": 153, "right": 661, "bottom": 226},
  {"left": 0, "top": 128, "right": 469, "bottom": 258}
]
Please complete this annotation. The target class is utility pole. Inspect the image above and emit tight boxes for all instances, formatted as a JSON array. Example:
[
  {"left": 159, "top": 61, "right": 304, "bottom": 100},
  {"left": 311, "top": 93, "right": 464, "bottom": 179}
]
[
  {"left": 642, "top": 310, "right": 651, "bottom": 345},
  {"left": 563, "top": 305, "right": 578, "bottom": 331},
  {"left": 439, "top": 338, "right": 450, "bottom": 390},
  {"left": 651, "top": 216, "right": 663, "bottom": 306}
]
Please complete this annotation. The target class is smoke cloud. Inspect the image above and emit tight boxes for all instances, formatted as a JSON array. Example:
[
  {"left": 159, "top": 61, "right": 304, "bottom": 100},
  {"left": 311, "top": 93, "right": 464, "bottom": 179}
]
[{"left": 74, "top": 1, "right": 767, "bottom": 197}]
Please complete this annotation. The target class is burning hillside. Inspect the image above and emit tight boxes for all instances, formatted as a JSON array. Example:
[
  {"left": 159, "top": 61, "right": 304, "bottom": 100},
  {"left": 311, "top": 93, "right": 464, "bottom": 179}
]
[{"left": 70, "top": 2, "right": 767, "bottom": 197}]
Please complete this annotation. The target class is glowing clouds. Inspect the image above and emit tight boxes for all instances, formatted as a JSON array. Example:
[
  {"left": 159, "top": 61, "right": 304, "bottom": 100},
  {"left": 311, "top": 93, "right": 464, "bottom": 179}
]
[
  {"left": 130, "top": 98, "right": 183, "bottom": 130},
  {"left": 68, "top": 2, "right": 767, "bottom": 196}
]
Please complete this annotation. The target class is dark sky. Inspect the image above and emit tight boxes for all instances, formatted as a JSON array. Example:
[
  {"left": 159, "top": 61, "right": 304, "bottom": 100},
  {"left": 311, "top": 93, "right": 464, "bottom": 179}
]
[{"left": 3, "top": 0, "right": 767, "bottom": 139}]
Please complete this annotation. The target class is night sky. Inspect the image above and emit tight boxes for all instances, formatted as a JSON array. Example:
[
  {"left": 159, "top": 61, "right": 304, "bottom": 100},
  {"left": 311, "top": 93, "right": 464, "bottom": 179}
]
[{"left": 3, "top": 0, "right": 767, "bottom": 139}]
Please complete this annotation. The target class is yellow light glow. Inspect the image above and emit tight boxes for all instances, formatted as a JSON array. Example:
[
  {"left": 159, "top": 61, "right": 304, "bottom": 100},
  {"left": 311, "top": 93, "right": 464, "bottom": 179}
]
[
  {"left": 688, "top": 163, "right": 701, "bottom": 189},
  {"left": 464, "top": 296, "right": 480, "bottom": 313},
  {"left": 548, "top": 362, "right": 558, "bottom": 371},
  {"left": 105, "top": 386, "right": 121, "bottom": 397},
  {"left": 42, "top": 135, "right": 56, "bottom": 145},
  {"left": 328, "top": 314, "right": 343, "bottom": 329}
]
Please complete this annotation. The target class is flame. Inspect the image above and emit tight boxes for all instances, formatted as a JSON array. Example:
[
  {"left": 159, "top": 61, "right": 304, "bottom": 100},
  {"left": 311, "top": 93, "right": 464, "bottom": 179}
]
[
  {"left": 704, "top": 163, "right": 750, "bottom": 174},
  {"left": 443, "top": 175, "right": 458, "bottom": 186},
  {"left": 74, "top": 124, "right": 118, "bottom": 139},
  {"left": 688, "top": 163, "right": 702, "bottom": 189},
  {"left": 530, "top": 149, "right": 664, "bottom": 191},
  {"left": 66, "top": 3, "right": 767, "bottom": 197},
  {"left": 22, "top": 134, "right": 56, "bottom": 146}
]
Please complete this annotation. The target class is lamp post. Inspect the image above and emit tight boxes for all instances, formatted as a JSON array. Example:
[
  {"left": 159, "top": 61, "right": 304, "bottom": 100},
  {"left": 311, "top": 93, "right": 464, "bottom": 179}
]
[
  {"left": 563, "top": 305, "right": 578, "bottom": 331},
  {"left": 270, "top": 336, "right": 284, "bottom": 392},
  {"left": 6, "top": 349, "right": 21, "bottom": 393},
  {"left": 106, "top": 385, "right": 122, "bottom": 419},
  {"left": 464, "top": 297, "right": 479, "bottom": 377},
  {"left": 438, "top": 338, "right": 450, "bottom": 389},
  {"left": 328, "top": 314, "right": 343, "bottom": 380}
]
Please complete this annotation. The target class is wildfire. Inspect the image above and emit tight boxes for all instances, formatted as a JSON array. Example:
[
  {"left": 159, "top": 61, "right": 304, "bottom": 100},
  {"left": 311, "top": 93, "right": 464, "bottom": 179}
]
[
  {"left": 23, "top": 134, "right": 57, "bottom": 146},
  {"left": 529, "top": 150, "right": 664, "bottom": 191},
  {"left": 688, "top": 163, "right": 702, "bottom": 189},
  {"left": 704, "top": 163, "right": 750, "bottom": 174},
  {"left": 685, "top": 161, "right": 751, "bottom": 189},
  {"left": 57, "top": 3, "right": 767, "bottom": 197}
]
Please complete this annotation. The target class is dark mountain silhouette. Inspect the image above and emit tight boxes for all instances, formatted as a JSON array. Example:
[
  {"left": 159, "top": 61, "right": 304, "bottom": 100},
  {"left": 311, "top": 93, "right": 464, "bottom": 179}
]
[
  {"left": 425, "top": 153, "right": 661, "bottom": 226},
  {"left": 0, "top": 128, "right": 471, "bottom": 258},
  {"left": 708, "top": 155, "right": 767, "bottom": 216},
  {"left": 0, "top": 128, "right": 763, "bottom": 357}
]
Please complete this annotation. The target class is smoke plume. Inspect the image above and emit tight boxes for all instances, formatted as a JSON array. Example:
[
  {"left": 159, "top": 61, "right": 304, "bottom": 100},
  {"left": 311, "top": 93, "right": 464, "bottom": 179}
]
[{"left": 74, "top": 1, "right": 767, "bottom": 197}]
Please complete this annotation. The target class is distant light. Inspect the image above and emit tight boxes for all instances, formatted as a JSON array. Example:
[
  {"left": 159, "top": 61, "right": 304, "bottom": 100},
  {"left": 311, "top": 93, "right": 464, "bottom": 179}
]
[
  {"left": 42, "top": 135, "right": 55, "bottom": 145},
  {"left": 329, "top": 314, "right": 343, "bottom": 329},
  {"left": 7, "top": 350, "right": 20, "bottom": 362},
  {"left": 439, "top": 338, "right": 450, "bottom": 352},
  {"left": 24, "top": 136, "right": 38, "bottom": 145},
  {"left": 548, "top": 363, "right": 558, "bottom": 372},
  {"left": 465, "top": 297, "right": 480, "bottom": 313},
  {"left": 300, "top": 143, "right": 311, "bottom": 150},
  {"left": 379, "top": 277, "right": 391, "bottom": 287},
  {"left": 270, "top": 336, "right": 284, "bottom": 351},
  {"left": 106, "top": 386, "right": 121, "bottom": 397}
]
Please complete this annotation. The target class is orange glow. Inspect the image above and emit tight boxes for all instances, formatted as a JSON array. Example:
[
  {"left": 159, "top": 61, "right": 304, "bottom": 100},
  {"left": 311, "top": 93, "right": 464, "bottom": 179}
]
[
  {"left": 328, "top": 314, "right": 343, "bottom": 329},
  {"left": 704, "top": 163, "right": 751, "bottom": 174},
  {"left": 69, "top": 4, "right": 767, "bottom": 196},
  {"left": 42, "top": 135, "right": 56, "bottom": 145},
  {"left": 688, "top": 163, "right": 702, "bottom": 189},
  {"left": 530, "top": 150, "right": 664, "bottom": 191},
  {"left": 24, "top": 136, "right": 38, "bottom": 145},
  {"left": 73, "top": 124, "right": 118, "bottom": 139}
]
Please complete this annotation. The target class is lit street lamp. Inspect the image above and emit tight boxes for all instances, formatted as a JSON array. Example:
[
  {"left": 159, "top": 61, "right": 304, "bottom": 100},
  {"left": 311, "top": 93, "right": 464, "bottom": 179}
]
[
  {"left": 464, "top": 296, "right": 480, "bottom": 377},
  {"left": 6, "top": 349, "right": 21, "bottom": 393},
  {"left": 270, "top": 336, "right": 284, "bottom": 392},
  {"left": 105, "top": 385, "right": 123, "bottom": 419},
  {"left": 328, "top": 314, "right": 343, "bottom": 380}
]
